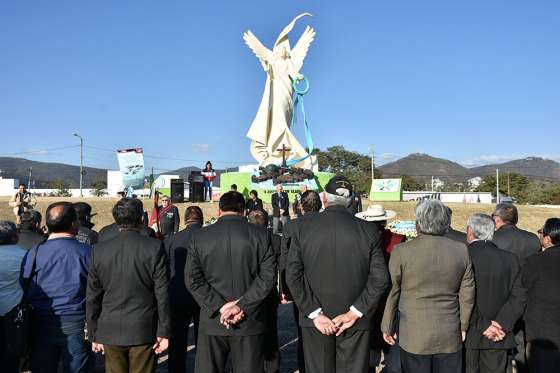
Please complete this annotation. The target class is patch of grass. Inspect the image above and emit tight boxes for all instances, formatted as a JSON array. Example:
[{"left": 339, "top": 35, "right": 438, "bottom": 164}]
[{"left": 0, "top": 197, "right": 556, "bottom": 234}]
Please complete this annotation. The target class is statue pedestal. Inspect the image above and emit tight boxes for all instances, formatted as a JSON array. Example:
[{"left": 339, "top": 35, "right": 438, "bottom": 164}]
[{"left": 220, "top": 171, "right": 333, "bottom": 203}]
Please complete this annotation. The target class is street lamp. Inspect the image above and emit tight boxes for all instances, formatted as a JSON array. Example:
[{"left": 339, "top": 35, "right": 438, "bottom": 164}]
[{"left": 73, "top": 132, "right": 84, "bottom": 197}]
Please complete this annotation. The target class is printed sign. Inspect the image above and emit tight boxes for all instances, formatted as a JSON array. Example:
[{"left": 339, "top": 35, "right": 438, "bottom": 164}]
[{"left": 117, "top": 148, "right": 145, "bottom": 189}]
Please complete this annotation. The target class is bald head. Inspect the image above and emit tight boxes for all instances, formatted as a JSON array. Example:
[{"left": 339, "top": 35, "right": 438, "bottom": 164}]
[{"left": 46, "top": 202, "right": 77, "bottom": 234}]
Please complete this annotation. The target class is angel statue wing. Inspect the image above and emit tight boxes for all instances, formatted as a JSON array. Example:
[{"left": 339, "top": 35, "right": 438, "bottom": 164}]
[
  {"left": 243, "top": 31, "right": 272, "bottom": 72},
  {"left": 291, "top": 25, "right": 316, "bottom": 72}
]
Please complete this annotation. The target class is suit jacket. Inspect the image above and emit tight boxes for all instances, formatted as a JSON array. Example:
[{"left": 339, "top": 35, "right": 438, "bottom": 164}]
[
  {"left": 445, "top": 228, "right": 468, "bottom": 244},
  {"left": 186, "top": 215, "right": 277, "bottom": 336},
  {"left": 246, "top": 198, "right": 264, "bottom": 214},
  {"left": 271, "top": 192, "right": 290, "bottom": 217},
  {"left": 465, "top": 240, "right": 525, "bottom": 350},
  {"left": 279, "top": 212, "right": 318, "bottom": 297},
  {"left": 285, "top": 205, "right": 390, "bottom": 330},
  {"left": 16, "top": 228, "right": 46, "bottom": 250},
  {"left": 522, "top": 246, "right": 560, "bottom": 349},
  {"left": 381, "top": 234, "right": 475, "bottom": 355},
  {"left": 164, "top": 223, "right": 202, "bottom": 310},
  {"left": 86, "top": 229, "right": 171, "bottom": 346},
  {"left": 98, "top": 223, "right": 154, "bottom": 243},
  {"left": 493, "top": 224, "right": 540, "bottom": 266}
]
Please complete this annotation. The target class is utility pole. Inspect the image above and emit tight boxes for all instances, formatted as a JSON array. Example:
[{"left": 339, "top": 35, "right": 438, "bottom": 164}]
[
  {"left": 507, "top": 172, "right": 511, "bottom": 196},
  {"left": 368, "top": 146, "right": 375, "bottom": 180},
  {"left": 28, "top": 167, "right": 32, "bottom": 190},
  {"left": 73, "top": 132, "right": 84, "bottom": 197},
  {"left": 496, "top": 168, "right": 500, "bottom": 204},
  {"left": 431, "top": 176, "right": 434, "bottom": 192}
]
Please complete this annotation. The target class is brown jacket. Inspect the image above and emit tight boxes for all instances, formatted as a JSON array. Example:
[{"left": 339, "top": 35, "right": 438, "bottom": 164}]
[
  {"left": 9, "top": 191, "right": 37, "bottom": 216},
  {"left": 381, "top": 234, "right": 475, "bottom": 355}
]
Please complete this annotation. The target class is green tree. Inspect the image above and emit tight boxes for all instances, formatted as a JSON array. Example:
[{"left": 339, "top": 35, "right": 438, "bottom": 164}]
[
  {"left": 316, "top": 146, "right": 382, "bottom": 193},
  {"left": 91, "top": 180, "right": 107, "bottom": 197},
  {"left": 48, "top": 180, "right": 72, "bottom": 197},
  {"left": 400, "top": 174, "right": 424, "bottom": 191},
  {"left": 476, "top": 172, "right": 530, "bottom": 203}
]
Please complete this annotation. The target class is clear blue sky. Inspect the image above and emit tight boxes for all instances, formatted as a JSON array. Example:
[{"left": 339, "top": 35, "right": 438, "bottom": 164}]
[{"left": 1, "top": 0, "right": 559, "bottom": 172}]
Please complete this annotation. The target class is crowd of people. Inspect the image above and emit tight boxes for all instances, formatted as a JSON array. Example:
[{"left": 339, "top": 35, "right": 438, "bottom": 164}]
[{"left": 0, "top": 176, "right": 559, "bottom": 373}]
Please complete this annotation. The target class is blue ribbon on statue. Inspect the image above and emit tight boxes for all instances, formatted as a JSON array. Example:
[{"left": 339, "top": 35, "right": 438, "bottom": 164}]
[{"left": 285, "top": 76, "right": 314, "bottom": 167}]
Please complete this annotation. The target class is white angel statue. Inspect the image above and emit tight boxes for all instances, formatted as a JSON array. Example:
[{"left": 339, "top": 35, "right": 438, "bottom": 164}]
[{"left": 244, "top": 13, "right": 316, "bottom": 170}]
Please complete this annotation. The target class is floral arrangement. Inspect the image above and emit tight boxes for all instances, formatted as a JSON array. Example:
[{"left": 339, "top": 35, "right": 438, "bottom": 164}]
[
  {"left": 387, "top": 220, "right": 417, "bottom": 239},
  {"left": 204, "top": 217, "right": 217, "bottom": 226}
]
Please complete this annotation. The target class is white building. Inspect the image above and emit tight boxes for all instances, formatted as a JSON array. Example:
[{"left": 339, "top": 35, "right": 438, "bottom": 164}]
[
  {"left": 0, "top": 177, "right": 18, "bottom": 197},
  {"left": 468, "top": 177, "right": 483, "bottom": 190}
]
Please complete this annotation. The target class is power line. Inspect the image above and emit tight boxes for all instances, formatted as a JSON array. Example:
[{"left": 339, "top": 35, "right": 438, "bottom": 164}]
[{"left": 0, "top": 145, "right": 80, "bottom": 157}]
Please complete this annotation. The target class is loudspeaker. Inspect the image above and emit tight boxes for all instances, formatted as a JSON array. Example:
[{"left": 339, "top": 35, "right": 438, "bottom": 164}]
[
  {"left": 189, "top": 182, "right": 205, "bottom": 203},
  {"left": 170, "top": 179, "right": 185, "bottom": 203},
  {"left": 189, "top": 171, "right": 204, "bottom": 183}
]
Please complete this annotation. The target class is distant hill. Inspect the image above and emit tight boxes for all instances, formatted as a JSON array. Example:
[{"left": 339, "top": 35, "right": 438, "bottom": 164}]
[
  {"left": 378, "top": 154, "right": 469, "bottom": 182},
  {"left": 469, "top": 157, "right": 560, "bottom": 181},
  {"left": 379, "top": 154, "right": 560, "bottom": 183},
  {"left": 2, "top": 154, "right": 558, "bottom": 190},
  {"left": 0, "top": 157, "right": 107, "bottom": 188}
]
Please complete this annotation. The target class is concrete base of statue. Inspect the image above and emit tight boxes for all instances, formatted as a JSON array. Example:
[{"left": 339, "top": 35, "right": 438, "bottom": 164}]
[{"left": 220, "top": 171, "right": 334, "bottom": 203}]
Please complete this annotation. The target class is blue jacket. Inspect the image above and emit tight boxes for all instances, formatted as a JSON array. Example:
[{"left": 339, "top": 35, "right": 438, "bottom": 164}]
[{"left": 22, "top": 237, "right": 91, "bottom": 322}]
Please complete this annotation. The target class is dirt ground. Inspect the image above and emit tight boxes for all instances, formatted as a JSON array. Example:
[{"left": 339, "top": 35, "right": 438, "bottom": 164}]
[{"left": 1, "top": 196, "right": 557, "bottom": 233}]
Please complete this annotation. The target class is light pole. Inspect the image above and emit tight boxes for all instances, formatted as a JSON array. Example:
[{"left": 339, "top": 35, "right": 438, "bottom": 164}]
[
  {"left": 73, "top": 132, "right": 84, "bottom": 197},
  {"left": 368, "top": 146, "right": 375, "bottom": 180}
]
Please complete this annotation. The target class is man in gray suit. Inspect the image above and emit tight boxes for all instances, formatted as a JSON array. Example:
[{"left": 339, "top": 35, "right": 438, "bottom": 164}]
[{"left": 381, "top": 199, "right": 475, "bottom": 373}]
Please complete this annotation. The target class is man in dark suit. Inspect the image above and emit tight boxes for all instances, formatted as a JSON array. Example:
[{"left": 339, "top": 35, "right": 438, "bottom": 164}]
[
  {"left": 464, "top": 213, "right": 526, "bottom": 373},
  {"left": 280, "top": 190, "right": 323, "bottom": 373},
  {"left": 186, "top": 191, "right": 277, "bottom": 373},
  {"left": 16, "top": 210, "right": 46, "bottom": 249},
  {"left": 491, "top": 203, "right": 541, "bottom": 373},
  {"left": 291, "top": 184, "right": 308, "bottom": 218},
  {"left": 73, "top": 202, "right": 99, "bottom": 246},
  {"left": 248, "top": 208, "right": 280, "bottom": 373},
  {"left": 271, "top": 184, "right": 290, "bottom": 234},
  {"left": 98, "top": 199, "right": 155, "bottom": 243},
  {"left": 164, "top": 206, "right": 204, "bottom": 373},
  {"left": 286, "top": 176, "right": 390, "bottom": 373},
  {"left": 86, "top": 198, "right": 171, "bottom": 373},
  {"left": 245, "top": 189, "right": 264, "bottom": 215},
  {"left": 445, "top": 207, "right": 467, "bottom": 244},
  {"left": 522, "top": 218, "right": 560, "bottom": 373}
]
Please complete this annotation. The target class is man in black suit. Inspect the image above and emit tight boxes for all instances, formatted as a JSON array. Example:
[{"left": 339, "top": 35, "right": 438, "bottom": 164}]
[
  {"left": 165, "top": 206, "right": 204, "bottom": 373},
  {"left": 445, "top": 206, "right": 467, "bottom": 244},
  {"left": 491, "top": 203, "right": 541, "bottom": 373},
  {"left": 522, "top": 218, "right": 560, "bottom": 373},
  {"left": 16, "top": 210, "right": 46, "bottom": 249},
  {"left": 248, "top": 208, "right": 280, "bottom": 373},
  {"left": 98, "top": 199, "right": 155, "bottom": 243},
  {"left": 86, "top": 198, "right": 171, "bottom": 373},
  {"left": 286, "top": 176, "right": 390, "bottom": 373},
  {"left": 464, "top": 213, "right": 526, "bottom": 373},
  {"left": 245, "top": 189, "right": 264, "bottom": 215},
  {"left": 271, "top": 184, "right": 290, "bottom": 234},
  {"left": 281, "top": 190, "right": 323, "bottom": 373},
  {"left": 186, "top": 191, "right": 277, "bottom": 373}
]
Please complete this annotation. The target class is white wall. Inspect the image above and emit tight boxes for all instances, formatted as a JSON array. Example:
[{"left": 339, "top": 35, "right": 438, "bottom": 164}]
[
  {"left": 0, "top": 178, "right": 18, "bottom": 196},
  {"left": 403, "top": 191, "right": 493, "bottom": 204}
]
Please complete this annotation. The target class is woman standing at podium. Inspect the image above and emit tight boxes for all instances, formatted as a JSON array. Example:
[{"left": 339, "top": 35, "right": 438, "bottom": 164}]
[{"left": 201, "top": 161, "right": 216, "bottom": 202}]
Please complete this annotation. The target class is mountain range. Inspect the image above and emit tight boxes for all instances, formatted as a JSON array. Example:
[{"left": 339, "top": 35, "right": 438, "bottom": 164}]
[
  {"left": 1, "top": 154, "right": 559, "bottom": 188},
  {"left": 378, "top": 154, "right": 560, "bottom": 183},
  {"left": 0, "top": 158, "right": 234, "bottom": 188}
]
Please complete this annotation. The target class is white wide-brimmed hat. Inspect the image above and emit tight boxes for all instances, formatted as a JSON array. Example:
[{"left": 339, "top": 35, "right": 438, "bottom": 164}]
[{"left": 356, "top": 205, "right": 397, "bottom": 221}]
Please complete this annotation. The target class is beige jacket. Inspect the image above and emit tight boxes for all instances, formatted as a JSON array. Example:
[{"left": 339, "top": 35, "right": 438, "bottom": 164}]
[
  {"left": 9, "top": 191, "right": 37, "bottom": 216},
  {"left": 381, "top": 234, "right": 475, "bottom": 355}
]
